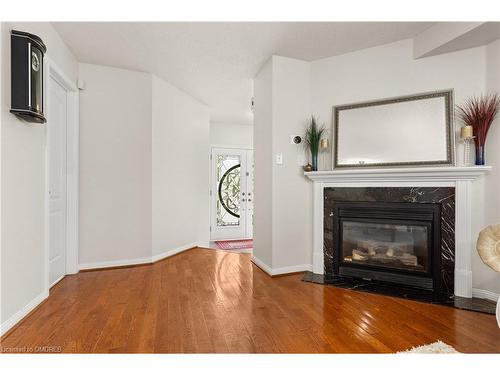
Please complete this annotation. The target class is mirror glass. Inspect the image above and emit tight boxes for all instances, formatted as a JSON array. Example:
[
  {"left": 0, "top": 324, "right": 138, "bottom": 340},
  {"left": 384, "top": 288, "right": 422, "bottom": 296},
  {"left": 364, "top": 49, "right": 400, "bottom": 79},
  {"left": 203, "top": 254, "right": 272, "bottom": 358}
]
[{"left": 334, "top": 91, "right": 454, "bottom": 168}]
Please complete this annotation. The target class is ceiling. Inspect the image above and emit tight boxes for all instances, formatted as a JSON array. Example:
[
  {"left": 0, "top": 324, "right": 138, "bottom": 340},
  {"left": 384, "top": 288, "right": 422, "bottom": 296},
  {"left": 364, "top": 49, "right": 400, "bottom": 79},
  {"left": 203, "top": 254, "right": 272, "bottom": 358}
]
[{"left": 52, "top": 22, "right": 434, "bottom": 125}]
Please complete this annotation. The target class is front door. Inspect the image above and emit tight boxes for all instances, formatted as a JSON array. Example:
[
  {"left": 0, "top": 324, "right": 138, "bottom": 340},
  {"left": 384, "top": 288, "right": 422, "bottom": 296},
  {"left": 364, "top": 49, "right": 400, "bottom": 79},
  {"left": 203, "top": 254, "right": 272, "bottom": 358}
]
[
  {"left": 48, "top": 77, "right": 67, "bottom": 286},
  {"left": 210, "top": 147, "right": 253, "bottom": 240}
]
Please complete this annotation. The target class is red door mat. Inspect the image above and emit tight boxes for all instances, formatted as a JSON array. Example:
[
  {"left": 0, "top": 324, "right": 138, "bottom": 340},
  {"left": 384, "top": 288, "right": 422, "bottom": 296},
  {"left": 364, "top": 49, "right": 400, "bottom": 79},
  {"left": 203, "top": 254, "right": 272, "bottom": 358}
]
[{"left": 215, "top": 239, "right": 253, "bottom": 250}]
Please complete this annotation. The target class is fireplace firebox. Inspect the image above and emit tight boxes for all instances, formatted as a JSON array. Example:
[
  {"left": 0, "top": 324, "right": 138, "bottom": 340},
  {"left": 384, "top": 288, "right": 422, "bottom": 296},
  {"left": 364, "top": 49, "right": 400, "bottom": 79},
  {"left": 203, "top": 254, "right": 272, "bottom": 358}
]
[{"left": 333, "top": 201, "right": 442, "bottom": 293}]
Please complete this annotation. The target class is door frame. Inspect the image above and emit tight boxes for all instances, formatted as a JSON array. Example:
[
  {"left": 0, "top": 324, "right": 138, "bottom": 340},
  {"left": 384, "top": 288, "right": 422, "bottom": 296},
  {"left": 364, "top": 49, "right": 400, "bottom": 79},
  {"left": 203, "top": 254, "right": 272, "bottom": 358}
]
[
  {"left": 44, "top": 58, "right": 79, "bottom": 292},
  {"left": 209, "top": 145, "right": 253, "bottom": 241}
]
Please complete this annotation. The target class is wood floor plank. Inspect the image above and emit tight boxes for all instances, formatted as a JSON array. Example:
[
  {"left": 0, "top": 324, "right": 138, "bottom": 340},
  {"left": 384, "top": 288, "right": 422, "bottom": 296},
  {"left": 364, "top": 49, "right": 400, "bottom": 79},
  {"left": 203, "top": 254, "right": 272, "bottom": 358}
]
[{"left": 1, "top": 247, "right": 498, "bottom": 353}]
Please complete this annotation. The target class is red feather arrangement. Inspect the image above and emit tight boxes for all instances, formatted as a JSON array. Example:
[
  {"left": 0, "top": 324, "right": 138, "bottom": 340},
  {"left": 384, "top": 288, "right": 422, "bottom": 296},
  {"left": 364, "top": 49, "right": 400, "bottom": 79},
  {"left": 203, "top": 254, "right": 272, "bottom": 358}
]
[
  {"left": 456, "top": 94, "right": 500, "bottom": 164},
  {"left": 456, "top": 94, "right": 500, "bottom": 148}
]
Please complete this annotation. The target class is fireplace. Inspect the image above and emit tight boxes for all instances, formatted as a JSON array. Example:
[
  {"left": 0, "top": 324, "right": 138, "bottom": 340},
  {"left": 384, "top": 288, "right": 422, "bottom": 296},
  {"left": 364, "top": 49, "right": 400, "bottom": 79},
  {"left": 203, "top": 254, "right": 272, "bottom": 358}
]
[
  {"left": 303, "top": 168, "right": 494, "bottom": 311},
  {"left": 320, "top": 186, "right": 456, "bottom": 299},
  {"left": 333, "top": 201, "right": 442, "bottom": 292}
]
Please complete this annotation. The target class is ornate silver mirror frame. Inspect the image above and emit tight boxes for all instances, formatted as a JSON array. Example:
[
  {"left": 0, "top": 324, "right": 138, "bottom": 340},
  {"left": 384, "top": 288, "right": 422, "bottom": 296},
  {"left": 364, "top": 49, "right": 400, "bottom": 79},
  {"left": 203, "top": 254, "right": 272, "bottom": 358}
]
[{"left": 333, "top": 90, "right": 455, "bottom": 168}]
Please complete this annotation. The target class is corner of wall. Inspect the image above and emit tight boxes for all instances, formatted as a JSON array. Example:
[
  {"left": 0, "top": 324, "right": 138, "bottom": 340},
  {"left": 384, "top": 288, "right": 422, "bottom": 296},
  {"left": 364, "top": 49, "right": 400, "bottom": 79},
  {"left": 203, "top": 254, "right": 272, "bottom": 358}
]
[
  {"left": 253, "top": 55, "right": 314, "bottom": 273},
  {"left": 253, "top": 57, "right": 274, "bottom": 268}
]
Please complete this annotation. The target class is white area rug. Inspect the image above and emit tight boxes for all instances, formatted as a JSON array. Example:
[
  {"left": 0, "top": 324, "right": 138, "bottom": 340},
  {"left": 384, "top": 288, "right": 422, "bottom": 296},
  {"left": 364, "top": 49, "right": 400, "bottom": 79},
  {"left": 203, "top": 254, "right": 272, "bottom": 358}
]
[{"left": 400, "top": 341, "right": 460, "bottom": 354}]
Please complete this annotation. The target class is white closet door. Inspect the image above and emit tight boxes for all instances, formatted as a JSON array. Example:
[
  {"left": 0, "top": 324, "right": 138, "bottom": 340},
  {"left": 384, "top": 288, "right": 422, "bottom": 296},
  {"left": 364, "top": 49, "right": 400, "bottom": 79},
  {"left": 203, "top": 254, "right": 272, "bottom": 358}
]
[{"left": 48, "top": 77, "right": 67, "bottom": 286}]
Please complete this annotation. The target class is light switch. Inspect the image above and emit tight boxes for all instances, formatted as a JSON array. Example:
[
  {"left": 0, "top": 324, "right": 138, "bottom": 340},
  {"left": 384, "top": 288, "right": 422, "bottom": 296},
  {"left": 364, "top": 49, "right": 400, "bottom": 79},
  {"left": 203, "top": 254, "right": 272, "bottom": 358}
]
[{"left": 276, "top": 153, "right": 283, "bottom": 165}]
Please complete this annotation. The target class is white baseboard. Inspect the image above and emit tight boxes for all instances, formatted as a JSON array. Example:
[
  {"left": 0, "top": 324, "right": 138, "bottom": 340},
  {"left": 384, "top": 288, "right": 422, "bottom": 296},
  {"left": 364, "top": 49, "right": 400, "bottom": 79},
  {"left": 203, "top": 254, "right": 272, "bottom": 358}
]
[
  {"left": 251, "top": 255, "right": 311, "bottom": 276},
  {"left": 236, "top": 249, "right": 253, "bottom": 254},
  {"left": 78, "top": 256, "right": 152, "bottom": 271},
  {"left": 0, "top": 290, "right": 49, "bottom": 337},
  {"left": 251, "top": 255, "right": 273, "bottom": 275},
  {"left": 272, "top": 263, "right": 312, "bottom": 275},
  {"left": 49, "top": 274, "right": 65, "bottom": 288},
  {"left": 209, "top": 246, "right": 252, "bottom": 254},
  {"left": 197, "top": 240, "right": 210, "bottom": 249},
  {"left": 151, "top": 242, "right": 198, "bottom": 263},
  {"left": 472, "top": 288, "right": 499, "bottom": 302},
  {"left": 79, "top": 242, "right": 198, "bottom": 271}
]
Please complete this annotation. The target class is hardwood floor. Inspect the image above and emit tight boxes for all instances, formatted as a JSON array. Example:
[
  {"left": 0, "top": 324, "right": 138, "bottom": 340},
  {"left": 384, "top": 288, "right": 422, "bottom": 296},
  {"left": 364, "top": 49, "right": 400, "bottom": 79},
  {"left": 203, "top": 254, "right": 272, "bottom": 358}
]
[{"left": 1, "top": 247, "right": 499, "bottom": 353}]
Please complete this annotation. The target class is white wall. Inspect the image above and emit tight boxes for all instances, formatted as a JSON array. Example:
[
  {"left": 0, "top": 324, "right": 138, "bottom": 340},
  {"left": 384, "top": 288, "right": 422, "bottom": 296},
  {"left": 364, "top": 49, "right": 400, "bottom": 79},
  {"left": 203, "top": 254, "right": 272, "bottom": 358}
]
[
  {"left": 271, "top": 56, "right": 311, "bottom": 270},
  {"left": 1, "top": 22, "right": 78, "bottom": 333},
  {"left": 253, "top": 59, "right": 273, "bottom": 266},
  {"left": 78, "top": 63, "right": 152, "bottom": 266},
  {"left": 253, "top": 56, "right": 311, "bottom": 272},
  {"left": 152, "top": 75, "right": 210, "bottom": 254},
  {"left": 78, "top": 66, "right": 210, "bottom": 267},
  {"left": 210, "top": 122, "right": 253, "bottom": 148},
  {"left": 481, "top": 38, "right": 500, "bottom": 294},
  {"left": 312, "top": 39, "right": 486, "bottom": 170}
]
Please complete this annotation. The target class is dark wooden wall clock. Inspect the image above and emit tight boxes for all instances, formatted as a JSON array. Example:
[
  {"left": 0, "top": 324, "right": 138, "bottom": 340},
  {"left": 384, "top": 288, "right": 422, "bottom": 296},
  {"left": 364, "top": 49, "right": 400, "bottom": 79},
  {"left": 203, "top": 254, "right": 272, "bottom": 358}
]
[{"left": 10, "top": 29, "right": 47, "bottom": 124}]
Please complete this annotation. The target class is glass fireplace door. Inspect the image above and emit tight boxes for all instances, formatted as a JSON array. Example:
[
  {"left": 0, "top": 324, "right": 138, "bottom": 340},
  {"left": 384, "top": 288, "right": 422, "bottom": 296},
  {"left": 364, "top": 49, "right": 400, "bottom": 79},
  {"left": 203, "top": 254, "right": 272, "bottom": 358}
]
[{"left": 341, "top": 220, "right": 431, "bottom": 274}]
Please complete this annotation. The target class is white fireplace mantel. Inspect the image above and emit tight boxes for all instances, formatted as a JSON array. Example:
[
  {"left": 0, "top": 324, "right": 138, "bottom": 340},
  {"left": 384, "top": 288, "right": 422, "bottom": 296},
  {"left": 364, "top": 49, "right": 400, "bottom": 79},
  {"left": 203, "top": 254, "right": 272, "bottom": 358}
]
[
  {"left": 305, "top": 165, "right": 492, "bottom": 298},
  {"left": 305, "top": 166, "right": 492, "bottom": 183}
]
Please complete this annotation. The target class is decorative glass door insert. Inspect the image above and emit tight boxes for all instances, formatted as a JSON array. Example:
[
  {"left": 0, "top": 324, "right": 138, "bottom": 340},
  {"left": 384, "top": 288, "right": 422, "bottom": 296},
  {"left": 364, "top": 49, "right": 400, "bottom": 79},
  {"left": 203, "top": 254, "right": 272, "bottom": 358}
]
[
  {"left": 211, "top": 148, "right": 253, "bottom": 240},
  {"left": 216, "top": 154, "right": 241, "bottom": 227}
]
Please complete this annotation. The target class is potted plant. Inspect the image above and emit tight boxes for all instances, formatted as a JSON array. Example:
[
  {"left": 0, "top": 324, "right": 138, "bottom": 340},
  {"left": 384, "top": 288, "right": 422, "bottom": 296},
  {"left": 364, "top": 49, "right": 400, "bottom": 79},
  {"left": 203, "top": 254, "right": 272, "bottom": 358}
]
[
  {"left": 305, "top": 116, "right": 326, "bottom": 171},
  {"left": 456, "top": 94, "right": 500, "bottom": 165}
]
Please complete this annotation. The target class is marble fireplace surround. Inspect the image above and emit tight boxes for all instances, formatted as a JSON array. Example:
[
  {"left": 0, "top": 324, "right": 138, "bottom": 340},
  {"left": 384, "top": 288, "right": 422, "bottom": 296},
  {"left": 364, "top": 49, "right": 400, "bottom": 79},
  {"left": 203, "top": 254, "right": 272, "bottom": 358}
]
[{"left": 305, "top": 166, "right": 492, "bottom": 298}]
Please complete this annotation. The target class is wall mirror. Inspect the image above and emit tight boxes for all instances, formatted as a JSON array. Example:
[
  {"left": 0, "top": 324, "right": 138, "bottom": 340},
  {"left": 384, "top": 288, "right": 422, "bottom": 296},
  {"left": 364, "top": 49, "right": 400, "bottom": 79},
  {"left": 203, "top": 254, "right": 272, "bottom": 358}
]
[{"left": 333, "top": 90, "right": 454, "bottom": 168}]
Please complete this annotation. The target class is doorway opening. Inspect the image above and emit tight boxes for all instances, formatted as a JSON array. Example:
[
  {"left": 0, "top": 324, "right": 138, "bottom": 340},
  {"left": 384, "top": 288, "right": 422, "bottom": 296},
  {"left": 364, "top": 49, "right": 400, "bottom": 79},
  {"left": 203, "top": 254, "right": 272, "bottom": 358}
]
[{"left": 210, "top": 147, "right": 253, "bottom": 250}]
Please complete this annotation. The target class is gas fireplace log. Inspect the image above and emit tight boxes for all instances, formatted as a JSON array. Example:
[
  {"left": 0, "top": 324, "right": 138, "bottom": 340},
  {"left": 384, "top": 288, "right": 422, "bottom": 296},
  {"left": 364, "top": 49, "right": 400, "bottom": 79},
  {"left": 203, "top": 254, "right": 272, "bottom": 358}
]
[{"left": 351, "top": 249, "right": 418, "bottom": 266}]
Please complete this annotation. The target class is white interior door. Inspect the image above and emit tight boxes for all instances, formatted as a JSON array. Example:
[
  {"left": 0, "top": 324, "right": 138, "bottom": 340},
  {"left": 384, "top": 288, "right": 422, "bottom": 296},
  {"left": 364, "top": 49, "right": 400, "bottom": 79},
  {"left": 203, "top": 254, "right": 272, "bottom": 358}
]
[
  {"left": 48, "top": 77, "right": 67, "bottom": 286},
  {"left": 211, "top": 147, "right": 253, "bottom": 240}
]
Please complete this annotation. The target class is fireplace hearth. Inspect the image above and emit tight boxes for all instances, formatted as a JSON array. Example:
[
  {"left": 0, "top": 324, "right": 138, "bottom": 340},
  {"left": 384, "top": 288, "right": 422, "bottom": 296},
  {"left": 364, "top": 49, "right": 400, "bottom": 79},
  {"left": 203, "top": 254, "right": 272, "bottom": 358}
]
[{"left": 333, "top": 201, "right": 442, "bottom": 293}]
